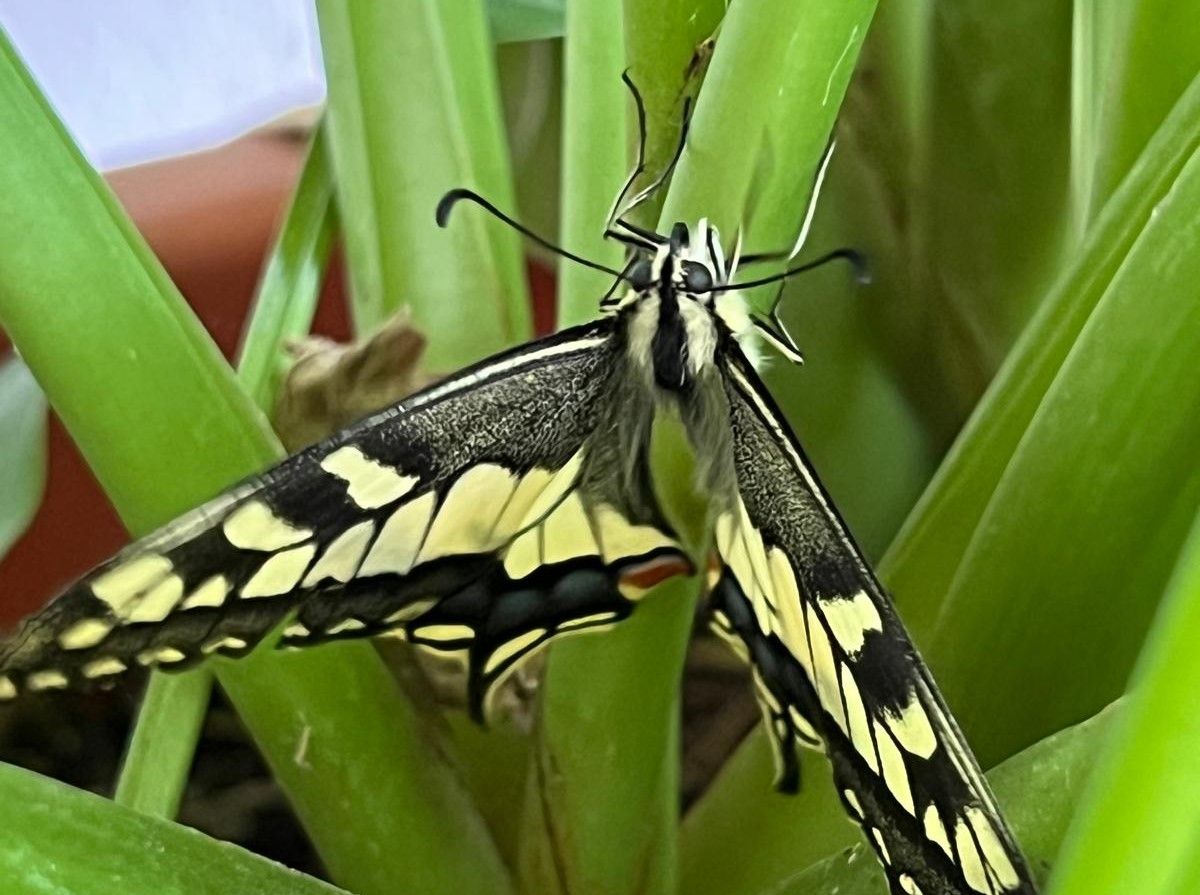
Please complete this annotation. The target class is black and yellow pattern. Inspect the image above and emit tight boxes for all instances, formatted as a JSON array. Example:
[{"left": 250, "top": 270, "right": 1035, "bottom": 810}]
[
  {"left": 707, "top": 349, "right": 1034, "bottom": 895},
  {"left": 0, "top": 200, "right": 1034, "bottom": 895},
  {"left": 0, "top": 321, "right": 688, "bottom": 719}
]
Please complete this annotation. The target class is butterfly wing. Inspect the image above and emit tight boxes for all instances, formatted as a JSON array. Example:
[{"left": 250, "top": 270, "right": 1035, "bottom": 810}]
[
  {"left": 707, "top": 350, "right": 1036, "bottom": 895},
  {"left": 0, "top": 321, "right": 689, "bottom": 718}
]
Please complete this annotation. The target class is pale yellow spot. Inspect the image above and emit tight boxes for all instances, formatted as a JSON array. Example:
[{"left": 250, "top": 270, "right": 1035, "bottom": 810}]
[
  {"left": 327, "top": 618, "right": 366, "bottom": 635},
  {"left": 201, "top": 636, "right": 248, "bottom": 654},
  {"left": 788, "top": 706, "right": 823, "bottom": 749},
  {"left": 82, "top": 657, "right": 127, "bottom": 678},
  {"left": 752, "top": 669, "right": 782, "bottom": 713},
  {"left": 484, "top": 628, "right": 546, "bottom": 674},
  {"left": 886, "top": 691, "right": 939, "bottom": 759},
  {"left": 358, "top": 492, "right": 436, "bottom": 577},
  {"left": 418, "top": 464, "right": 517, "bottom": 562},
  {"left": 871, "top": 827, "right": 891, "bottom": 865},
  {"left": 139, "top": 646, "right": 187, "bottom": 665},
  {"left": 302, "top": 521, "right": 375, "bottom": 587},
  {"left": 180, "top": 575, "right": 230, "bottom": 610},
  {"left": 923, "top": 804, "right": 953, "bottom": 858},
  {"left": 320, "top": 446, "right": 418, "bottom": 509},
  {"left": 899, "top": 873, "right": 924, "bottom": 895},
  {"left": 0, "top": 676, "right": 15, "bottom": 700},
  {"left": 725, "top": 532, "right": 768, "bottom": 634},
  {"left": 768, "top": 547, "right": 806, "bottom": 656},
  {"left": 223, "top": 500, "right": 312, "bottom": 551},
  {"left": 819, "top": 590, "right": 882, "bottom": 656},
  {"left": 519, "top": 451, "right": 583, "bottom": 527},
  {"left": 593, "top": 503, "right": 676, "bottom": 563},
  {"left": 736, "top": 500, "right": 775, "bottom": 611},
  {"left": 411, "top": 624, "right": 474, "bottom": 643},
  {"left": 91, "top": 554, "right": 173, "bottom": 614},
  {"left": 27, "top": 669, "right": 69, "bottom": 691},
  {"left": 242, "top": 544, "right": 317, "bottom": 598},
  {"left": 804, "top": 602, "right": 844, "bottom": 732},
  {"left": 843, "top": 788, "right": 864, "bottom": 819},
  {"left": 955, "top": 815, "right": 991, "bottom": 894},
  {"left": 127, "top": 574, "right": 184, "bottom": 623},
  {"left": 557, "top": 611, "right": 620, "bottom": 632},
  {"left": 876, "top": 720, "right": 915, "bottom": 815},
  {"left": 841, "top": 663, "right": 878, "bottom": 773},
  {"left": 542, "top": 493, "right": 598, "bottom": 564},
  {"left": 384, "top": 599, "right": 436, "bottom": 625},
  {"left": 283, "top": 622, "right": 311, "bottom": 639},
  {"left": 966, "top": 806, "right": 1021, "bottom": 890},
  {"left": 714, "top": 512, "right": 735, "bottom": 557},
  {"left": 504, "top": 528, "right": 541, "bottom": 580},
  {"left": 58, "top": 618, "right": 114, "bottom": 650},
  {"left": 492, "top": 467, "right": 555, "bottom": 538}
]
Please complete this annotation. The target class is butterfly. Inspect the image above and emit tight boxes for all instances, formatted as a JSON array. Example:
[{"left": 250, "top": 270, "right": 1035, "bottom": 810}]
[{"left": 0, "top": 79, "right": 1036, "bottom": 895}]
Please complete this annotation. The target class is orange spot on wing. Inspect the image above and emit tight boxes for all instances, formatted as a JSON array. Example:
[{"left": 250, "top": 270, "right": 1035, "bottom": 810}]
[{"left": 619, "top": 553, "right": 694, "bottom": 592}]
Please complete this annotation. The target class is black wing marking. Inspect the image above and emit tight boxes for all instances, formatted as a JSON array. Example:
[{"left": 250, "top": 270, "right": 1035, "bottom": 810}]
[
  {"left": 0, "top": 321, "right": 690, "bottom": 719},
  {"left": 706, "top": 350, "right": 1036, "bottom": 895}
]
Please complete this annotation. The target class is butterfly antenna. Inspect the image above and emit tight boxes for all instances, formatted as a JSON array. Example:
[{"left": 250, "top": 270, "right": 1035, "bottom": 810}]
[
  {"left": 705, "top": 247, "right": 870, "bottom": 294},
  {"left": 438, "top": 188, "right": 629, "bottom": 280},
  {"left": 605, "top": 71, "right": 651, "bottom": 229},
  {"left": 614, "top": 95, "right": 694, "bottom": 224}
]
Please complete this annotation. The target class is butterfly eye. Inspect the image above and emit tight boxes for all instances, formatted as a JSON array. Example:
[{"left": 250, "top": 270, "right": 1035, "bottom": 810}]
[
  {"left": 628, "top": 259, "right": 654, "bottom": 291},
  {"left": 682, "top": 261, "right": 713, "bottom": 293}
]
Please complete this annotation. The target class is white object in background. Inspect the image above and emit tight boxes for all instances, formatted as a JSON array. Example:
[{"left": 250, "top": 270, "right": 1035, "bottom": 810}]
[{"left": 0, "top": 0, "right": 325, "bottom": 170}]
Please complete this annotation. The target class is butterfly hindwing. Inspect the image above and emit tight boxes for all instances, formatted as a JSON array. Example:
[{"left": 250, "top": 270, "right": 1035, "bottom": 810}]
[
  {"left": 0, "top": 321, "right": 689, "bottom": 717},
  {"left": 707, "top": 351, "right": 1036, "bottom": 895}
]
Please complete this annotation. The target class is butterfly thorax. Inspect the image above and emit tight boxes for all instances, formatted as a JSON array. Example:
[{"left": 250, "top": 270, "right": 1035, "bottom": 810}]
[{"left": 618, "top": 220, "right": 745, "bottom": 396}]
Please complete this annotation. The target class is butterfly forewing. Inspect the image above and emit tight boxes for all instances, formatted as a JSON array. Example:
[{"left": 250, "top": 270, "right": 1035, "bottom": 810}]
[
  {"left": 0, "top": 321, "right": 688, "bottom": 718},
  {"left": 706, "top": 351, "right": 1036, "bottom": 895}
]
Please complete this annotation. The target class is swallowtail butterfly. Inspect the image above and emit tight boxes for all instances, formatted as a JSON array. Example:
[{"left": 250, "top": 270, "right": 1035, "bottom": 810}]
[{"left": 0, "top": 81, "right": 1035, "bottom": 895}]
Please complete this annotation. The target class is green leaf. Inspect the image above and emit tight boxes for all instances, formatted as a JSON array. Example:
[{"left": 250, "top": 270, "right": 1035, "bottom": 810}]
[
  {"left": 316, "top": 0, "right": 530, "bottom": 360},
  {"left": 489, "top": 0, "right": 564, "bottom": 43},
  {"left": 1047, "top": 511, "right": 1200, "bottom": 895},
  {"left": 0, "top": 762, "right": 350, "bottom": 895},
  {"left": 770, "top": 703, "right": 1120, "bottom": 895},
  {"left": 555, "top": 0, "right": 626, "bottom": 324},
  {"left": 927, "top": 133, "right": 1200, "bottom": 767},
  {"left": 918, "top": 0, "right": 1074, "bottom": 411},
  {"left": 0, "top": 357, "right": 46, "bottom": 562},
  {"left": 884, "top": 70, "right": 1200, "bottom": 642},
  {"left": 0, "top": 26, "right": 512, "bottom": 895},
  {"left": 1079, "top": 0, "right": 1200, "bottom": 227}
]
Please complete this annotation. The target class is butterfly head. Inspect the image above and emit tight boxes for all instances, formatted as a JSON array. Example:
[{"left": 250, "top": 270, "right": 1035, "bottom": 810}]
[{"left": 616, "top": 219, "right": 748, "bottom": 393}]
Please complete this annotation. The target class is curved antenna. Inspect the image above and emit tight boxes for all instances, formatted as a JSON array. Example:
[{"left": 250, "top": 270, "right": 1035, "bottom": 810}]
[
  {"left": 739, "top": 138, "right": 838, "bottom": 267},
  {"left": 605, "top": 72, "right": 651, "bottom": 229},
  {"left": 705, "top": 247, "right": 869, "bottom": 294},
  {"left": 614, "top": 95, "right": 693, "bottom": 223},
  {"left": 438, "top": 188, "right": 629, "bottom": 280}
]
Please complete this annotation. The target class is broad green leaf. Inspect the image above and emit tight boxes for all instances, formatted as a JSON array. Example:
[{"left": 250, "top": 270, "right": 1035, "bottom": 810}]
[
  {"left": 0, "top": 26, "right": 511, "bottom": 895},
  {"left": 929, "top": 139, "right": 1200, "bottom": 766},
  {"left": 315, "top": 0, "right": 530, "bottom": 359},
  {"left": 0, "top": 357, "right": 46, "bottom": 561},
  {"left": 1079, "top": 0, "right": 1200, "bottom": 228},
  {"left": 555, "top": 0, "right": 626, "bottom": 322},
  {"left": 0, "top": 762, "right": 349, "bottom": 895},
  {"left": 771, "top": 703, "right": 1119, "bottom": 895},
  {"left": 885, "top": 70, "right": 1200, "bottom": 640},
  {"left": 1048, "top": 512, "right": 1200, "bottom": 895},
  {"left": 921, "top": 0, "right": 1074, "bottom": 414}
]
